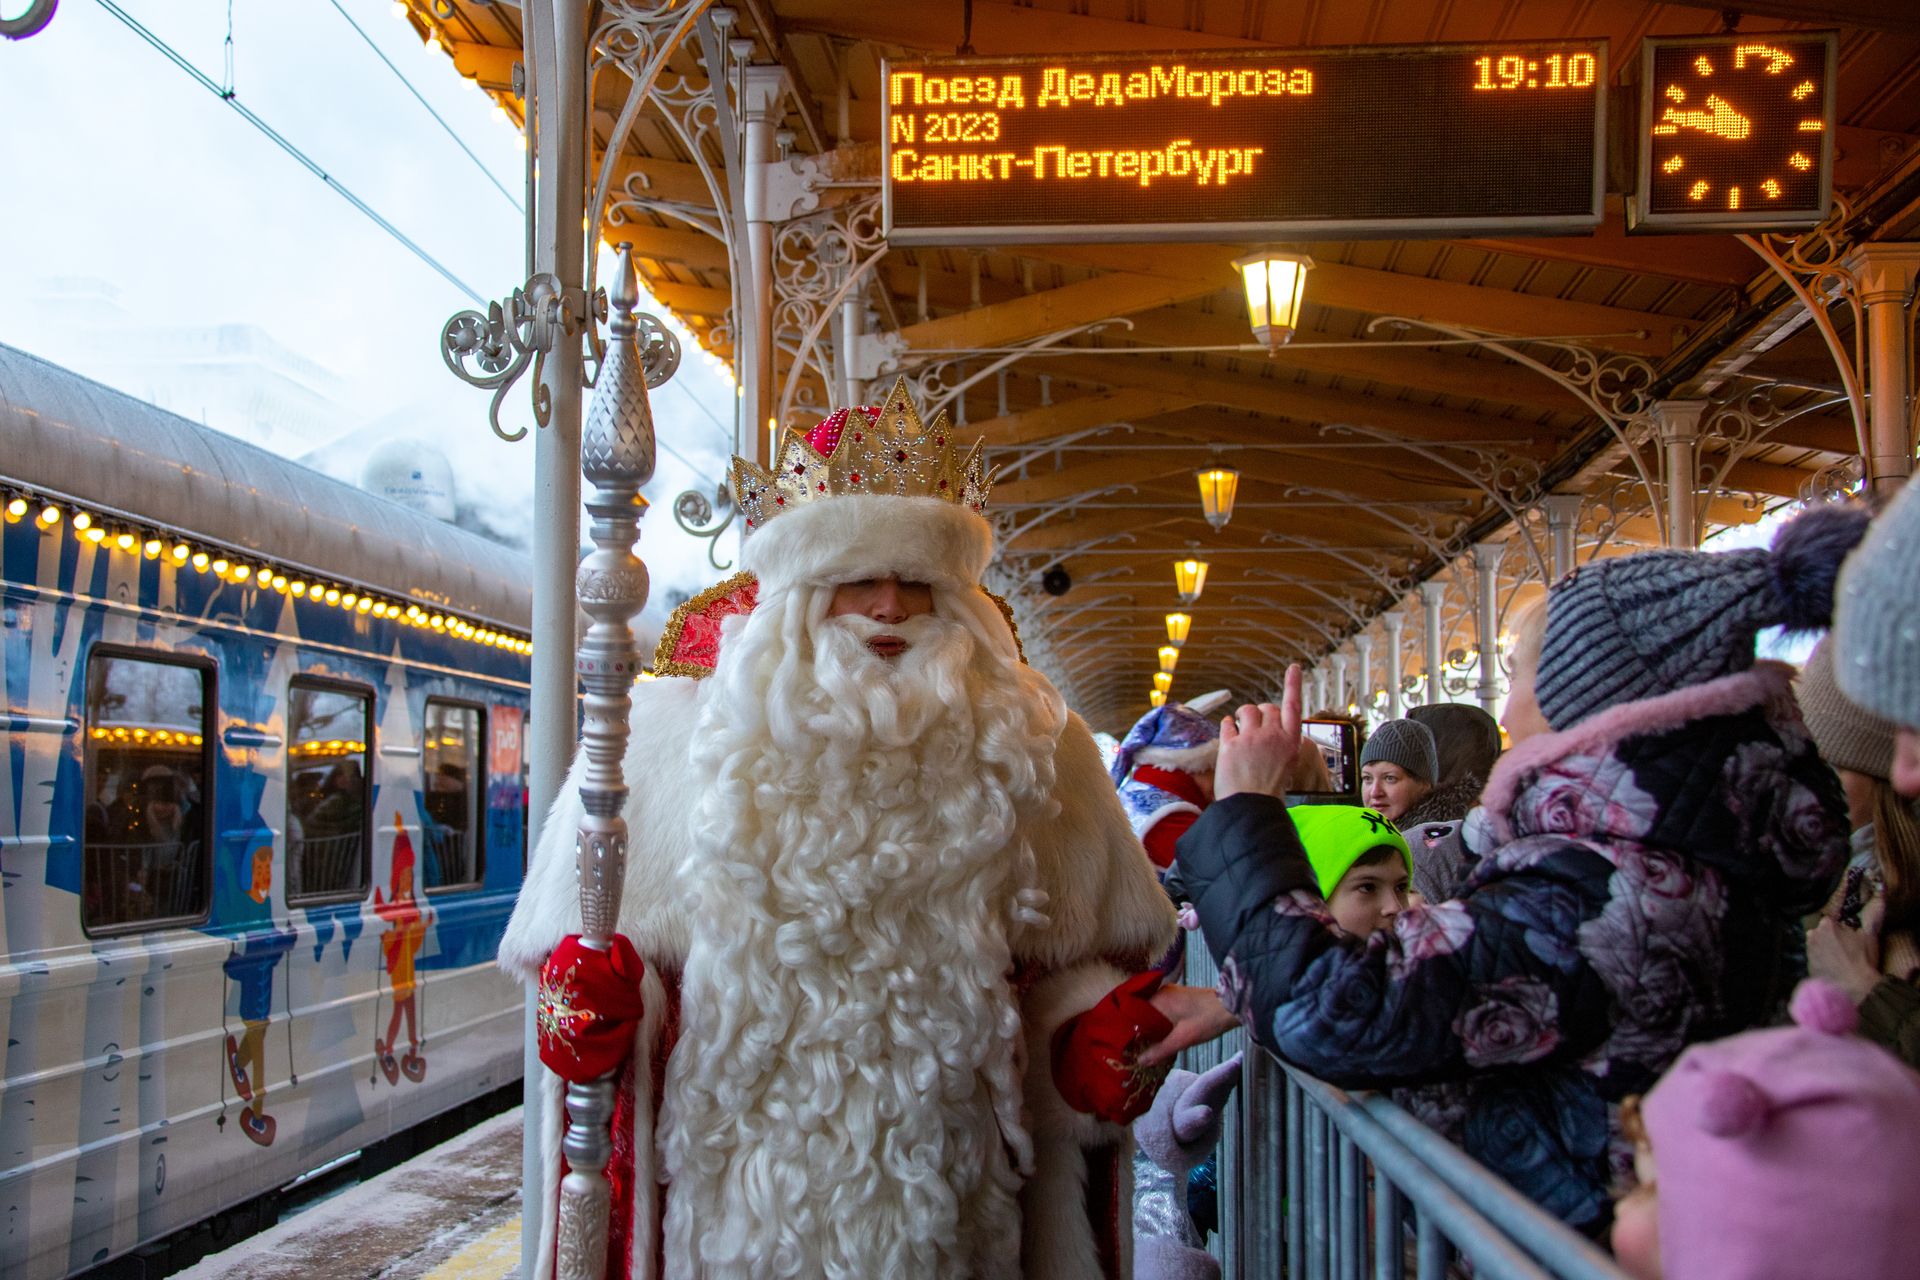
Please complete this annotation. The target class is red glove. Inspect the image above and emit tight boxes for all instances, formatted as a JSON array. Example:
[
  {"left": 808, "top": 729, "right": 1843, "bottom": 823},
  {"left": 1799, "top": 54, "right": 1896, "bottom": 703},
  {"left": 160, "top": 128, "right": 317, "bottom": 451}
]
[
  {"left": 1051, "top": 971, "right": 1176, "bottom": 1125},
  {"left": 536, "top": 934, "right": 646, "bottom": 1084}
]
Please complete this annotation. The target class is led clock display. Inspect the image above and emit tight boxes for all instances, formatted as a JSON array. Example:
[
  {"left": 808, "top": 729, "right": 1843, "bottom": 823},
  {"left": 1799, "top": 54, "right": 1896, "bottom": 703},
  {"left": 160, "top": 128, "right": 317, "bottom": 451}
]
[
  {"left": 883, "top": 41, "right": 1607, "bottom": 246},
  {"left": 1633, "top": 32, "right": 1836, "bottom": 231}
]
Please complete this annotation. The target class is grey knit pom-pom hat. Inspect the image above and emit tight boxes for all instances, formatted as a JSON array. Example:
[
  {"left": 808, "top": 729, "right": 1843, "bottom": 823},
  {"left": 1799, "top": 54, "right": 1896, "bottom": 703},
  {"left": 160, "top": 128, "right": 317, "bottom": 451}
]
[
  {"left": 1534, "top": 503, "right": 1871, "bottom": 732},
  {"left": 1835, "top": 479, "right": 1920, "bottom": 732},
  {"left": 1359, "top": 719, "right": 1439, "bottom": 784}
]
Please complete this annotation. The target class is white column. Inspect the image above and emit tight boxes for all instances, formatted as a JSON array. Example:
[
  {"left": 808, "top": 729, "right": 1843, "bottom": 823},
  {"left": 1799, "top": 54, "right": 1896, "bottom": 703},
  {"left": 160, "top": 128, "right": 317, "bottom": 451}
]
[
  {"left": 1420, "top": 581, "right": 1446, "bottom": 707},
  {"left": 1542, "top": 494, "right": 1584, "bottom": 581},
  {"left": 1846, "top": 245, "right": 1920, "bottom": 495},
  {"left": 1653, "top": 400, "right": 1708, "bottom": 549},
  {"left": 1330, "top": 651, "right": 1351, "bottom": 714},
  {"left": 1311, "top": 664, "right": 1330, "bottom": 713},
  {"left": 1473, "top": 542, "right": 1505, "bottom": 715},
  {"left": 741, "top": 63, "right": 789, "bottom": 464},
  {"left": 1354, "top": 633, "right": 1375, "bottom": 726},
  {"left": 522, "top": 3, "right": 589, "bottom": 1272},
  {"left": 1382, "top": 611, "right": 1406, "bottom": 720}
]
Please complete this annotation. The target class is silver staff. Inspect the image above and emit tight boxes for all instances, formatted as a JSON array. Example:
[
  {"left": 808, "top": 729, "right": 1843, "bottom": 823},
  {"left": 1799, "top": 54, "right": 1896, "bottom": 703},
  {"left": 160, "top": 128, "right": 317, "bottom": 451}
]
[{"left": 556, "top": 242, "right": 677, "bottom": 1280}]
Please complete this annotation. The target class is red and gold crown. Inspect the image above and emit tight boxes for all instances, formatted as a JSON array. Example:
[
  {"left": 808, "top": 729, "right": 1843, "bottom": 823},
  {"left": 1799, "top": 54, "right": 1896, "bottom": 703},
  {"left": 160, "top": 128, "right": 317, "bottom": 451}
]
[{"left": 730, "top": 377, "right": 991, "bottom": 532}]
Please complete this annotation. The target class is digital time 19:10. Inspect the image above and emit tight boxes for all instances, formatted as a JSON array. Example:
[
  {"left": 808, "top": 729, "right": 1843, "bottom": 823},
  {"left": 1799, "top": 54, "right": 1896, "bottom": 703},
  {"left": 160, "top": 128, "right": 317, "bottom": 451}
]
[{"left": 1472, "top": 52, "right": 1597, "bottom": 91}]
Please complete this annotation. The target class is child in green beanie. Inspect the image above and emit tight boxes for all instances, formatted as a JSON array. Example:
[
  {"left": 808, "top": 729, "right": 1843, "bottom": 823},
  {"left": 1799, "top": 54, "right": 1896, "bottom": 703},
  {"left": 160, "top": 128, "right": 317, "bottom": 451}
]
[{"left": 1291, "top": 806, "right": 1413, "bottom": 939}]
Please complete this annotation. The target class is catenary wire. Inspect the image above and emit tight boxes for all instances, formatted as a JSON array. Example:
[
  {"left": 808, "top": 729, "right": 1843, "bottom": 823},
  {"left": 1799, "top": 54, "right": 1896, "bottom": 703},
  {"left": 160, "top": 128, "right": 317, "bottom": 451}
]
[
  {"left": 325, "top": 0, "right": 523, "bottom": 214},
  {"left": 95, "top": 0, "right": 487, "bottom": 306}
]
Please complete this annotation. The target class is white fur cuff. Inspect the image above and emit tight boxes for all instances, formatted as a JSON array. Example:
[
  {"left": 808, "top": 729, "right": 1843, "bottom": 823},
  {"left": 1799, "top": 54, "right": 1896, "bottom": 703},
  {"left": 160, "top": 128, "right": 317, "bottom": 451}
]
[{"left": 740, "top": 494, "right": 994, "bottom": 593}]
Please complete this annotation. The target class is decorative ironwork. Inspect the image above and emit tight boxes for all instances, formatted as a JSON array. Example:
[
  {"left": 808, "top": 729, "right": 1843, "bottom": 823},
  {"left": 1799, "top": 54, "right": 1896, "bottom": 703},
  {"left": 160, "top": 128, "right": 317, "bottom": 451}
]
[
  {"left": 1738, "top": 195, "right": 1867, "bottom": 450},
  {"left": 0, "top": 0, "right": 56, "bottom": 39},
  {"left": 771, "top": 193, "right": 889, "bottom": 423},
  {"left": 441, "top": 274, "right": 592, "bottom": 442}
]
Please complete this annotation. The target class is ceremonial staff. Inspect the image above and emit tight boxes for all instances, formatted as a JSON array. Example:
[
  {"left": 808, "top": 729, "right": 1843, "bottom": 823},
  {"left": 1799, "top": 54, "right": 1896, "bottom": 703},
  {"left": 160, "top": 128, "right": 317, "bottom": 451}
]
[{"left": 556, "top": 243, "right": 678, "bottom": 1280}]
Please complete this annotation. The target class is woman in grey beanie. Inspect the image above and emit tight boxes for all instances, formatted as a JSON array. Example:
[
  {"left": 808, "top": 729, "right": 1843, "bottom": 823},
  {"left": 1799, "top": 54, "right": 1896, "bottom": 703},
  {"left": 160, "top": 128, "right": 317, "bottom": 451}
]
[
  {"left": 1835, "top": 478, "right": 1920, "bottom": 798},
  {"left": 1358, "top": 719, "right": 1439, "bottom": 824}
]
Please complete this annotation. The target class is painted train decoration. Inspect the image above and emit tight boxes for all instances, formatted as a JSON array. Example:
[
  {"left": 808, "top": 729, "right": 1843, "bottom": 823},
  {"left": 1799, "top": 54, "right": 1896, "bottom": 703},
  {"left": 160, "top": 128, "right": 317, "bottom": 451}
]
[{"left": 0, "top": 344, "right": 532, "bottom": 1279}]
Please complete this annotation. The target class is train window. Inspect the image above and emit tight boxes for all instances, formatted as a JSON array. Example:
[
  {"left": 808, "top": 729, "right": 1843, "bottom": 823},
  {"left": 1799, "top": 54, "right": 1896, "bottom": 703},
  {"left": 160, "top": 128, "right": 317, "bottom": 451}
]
[
  {"left": 422, "top": 700, "right": 484, "bottom": 892},
  {"left": 82, "top": 651, "right": 213, "bottom": 934},
  {"left": 287, "top": 679, "right": 373, "bottom": 903}
]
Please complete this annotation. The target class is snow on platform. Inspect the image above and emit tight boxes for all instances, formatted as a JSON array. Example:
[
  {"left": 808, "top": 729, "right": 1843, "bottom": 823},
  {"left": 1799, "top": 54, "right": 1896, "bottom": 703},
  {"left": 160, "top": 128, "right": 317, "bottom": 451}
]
[{"left": 175, "top": 1106, "right": 524, "bottom": 1280}]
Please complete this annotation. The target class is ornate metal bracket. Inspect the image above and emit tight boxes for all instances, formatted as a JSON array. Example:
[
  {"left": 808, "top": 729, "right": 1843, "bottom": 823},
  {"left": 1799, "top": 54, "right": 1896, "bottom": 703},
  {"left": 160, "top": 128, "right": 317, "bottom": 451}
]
[
  {"left": 1737, "top": 195, "right": 1866, "bottom": 450},
  {"left": 442, "top": 274, "right": 598, "bottom": 442},
  {"left": 0, "top": 0, "right": 56, "bottom": 39},
  {"left": 672, "top": 484, "right": 737, "bottom": 571}
]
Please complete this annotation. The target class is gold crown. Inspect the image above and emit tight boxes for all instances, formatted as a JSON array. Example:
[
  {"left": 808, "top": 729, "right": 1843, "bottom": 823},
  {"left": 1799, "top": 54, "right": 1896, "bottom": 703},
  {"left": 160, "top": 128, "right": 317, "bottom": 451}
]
[{"left": 730, "top": 377, "right": 991, "bottom": 531}]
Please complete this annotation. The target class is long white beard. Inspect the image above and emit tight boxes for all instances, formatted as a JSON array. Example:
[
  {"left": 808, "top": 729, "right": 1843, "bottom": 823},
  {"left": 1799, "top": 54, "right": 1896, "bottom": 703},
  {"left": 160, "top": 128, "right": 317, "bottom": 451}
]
[{"left": 659, "top": 587, "right": 1064, "bottom": 1280}]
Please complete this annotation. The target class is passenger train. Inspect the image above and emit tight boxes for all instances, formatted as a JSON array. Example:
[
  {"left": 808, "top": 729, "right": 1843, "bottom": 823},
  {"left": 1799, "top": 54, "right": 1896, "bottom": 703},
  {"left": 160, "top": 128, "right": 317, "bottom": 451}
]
[{"left": 0, "top": 344, "right": 533, "bottom": 1278}]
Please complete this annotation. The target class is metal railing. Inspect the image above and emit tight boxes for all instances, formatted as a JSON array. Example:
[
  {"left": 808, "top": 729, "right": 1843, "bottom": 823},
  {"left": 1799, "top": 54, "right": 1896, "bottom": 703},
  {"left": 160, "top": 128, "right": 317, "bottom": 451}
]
[{"left": 1180, "top": 934, "right": 1631, "bottom": 1280}]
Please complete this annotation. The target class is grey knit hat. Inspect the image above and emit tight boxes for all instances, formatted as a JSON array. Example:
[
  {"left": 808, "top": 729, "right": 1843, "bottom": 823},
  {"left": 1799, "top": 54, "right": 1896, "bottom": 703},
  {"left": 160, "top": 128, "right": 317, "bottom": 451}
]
[
  {"left": 1535, "top": 504, "right": 1871, "bottom": 732},
  {"left": 1360, "top": 719, "right": 1439, "bottom": 784},
  {"left": 1835, "top": 479, "right": 1920, "bottom": 731},
  {"left": 1798, "top": 637, "right": 1896, "bottom": 781}
]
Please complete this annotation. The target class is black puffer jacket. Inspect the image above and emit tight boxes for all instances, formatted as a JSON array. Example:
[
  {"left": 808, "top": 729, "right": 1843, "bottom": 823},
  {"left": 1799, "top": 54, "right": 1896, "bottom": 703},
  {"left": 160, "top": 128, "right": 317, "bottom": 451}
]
[{"left": 1177, "top": 663, "right": 1847, "bottom": 1233}]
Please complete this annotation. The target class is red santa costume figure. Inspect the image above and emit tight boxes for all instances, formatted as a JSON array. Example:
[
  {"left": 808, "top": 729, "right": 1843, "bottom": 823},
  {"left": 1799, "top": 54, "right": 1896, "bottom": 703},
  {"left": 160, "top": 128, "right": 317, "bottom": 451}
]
[{"left": 502, "top": 379, "right": 1179, "bottom": 1280}]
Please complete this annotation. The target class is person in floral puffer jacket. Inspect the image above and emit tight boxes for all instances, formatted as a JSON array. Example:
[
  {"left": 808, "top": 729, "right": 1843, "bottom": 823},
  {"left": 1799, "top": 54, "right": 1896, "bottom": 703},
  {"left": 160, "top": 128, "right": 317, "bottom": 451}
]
[{"left": 1167, "top": 505, "right": 1868, "bottom": 1237}]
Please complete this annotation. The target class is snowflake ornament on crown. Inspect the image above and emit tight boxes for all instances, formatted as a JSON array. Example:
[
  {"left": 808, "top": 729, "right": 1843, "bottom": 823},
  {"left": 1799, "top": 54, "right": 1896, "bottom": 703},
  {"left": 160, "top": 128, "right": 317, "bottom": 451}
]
[{"left": 730, "top": 377, "right": 992, "bottom": 532}]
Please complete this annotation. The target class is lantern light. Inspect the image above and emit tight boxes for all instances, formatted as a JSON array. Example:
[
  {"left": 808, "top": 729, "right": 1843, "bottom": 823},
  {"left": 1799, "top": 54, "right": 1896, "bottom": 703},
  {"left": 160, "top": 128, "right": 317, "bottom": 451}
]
[
  {"left": 1158, "top": 644, "right": 1181, "bottom": 673},
  {"left": 1153, "top": 671, "right": 1174, "bottom": 694},
  {"left": 1165, "top": 611, "right": 1193, "bottom": 646},
  {"left": 1148, "top": 690, "right": 1168, "bottom": 708},
  {"left": 1196, "top": 467, "right": 1241, "bottom": 531},
  {"left": 1233, "top": 249, "right": 1315, "bottom": 349},
  {"left": 1173, "top": 558, "right": 1209, "bottom": 604}
]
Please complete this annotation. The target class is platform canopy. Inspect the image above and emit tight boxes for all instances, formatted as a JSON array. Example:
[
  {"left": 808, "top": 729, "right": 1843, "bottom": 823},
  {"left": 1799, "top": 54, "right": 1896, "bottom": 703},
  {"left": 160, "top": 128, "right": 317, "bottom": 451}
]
[{"left": 412, "top": 0, "right": 1920, "bottom": 729}]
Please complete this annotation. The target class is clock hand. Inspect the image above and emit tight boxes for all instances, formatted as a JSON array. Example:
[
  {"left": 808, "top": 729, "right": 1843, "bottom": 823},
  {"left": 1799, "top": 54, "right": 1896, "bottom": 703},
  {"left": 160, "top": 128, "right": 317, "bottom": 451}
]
[{"left": 1657, "top": 94, "right": 1752, "bottom": 141}]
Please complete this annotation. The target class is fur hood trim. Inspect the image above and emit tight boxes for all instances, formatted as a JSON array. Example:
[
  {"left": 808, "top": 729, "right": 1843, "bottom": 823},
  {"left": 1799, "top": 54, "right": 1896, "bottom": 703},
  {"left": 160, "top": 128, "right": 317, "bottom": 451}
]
[
  {"left": 1481, "top": 661, "right": 1796, "bottom": 841},
  {"left": 740, "top": 493, "right": 994, "bottom": 593},
  {"left": 1133, "top": 741, "right": 1219, "bottom": 773}
]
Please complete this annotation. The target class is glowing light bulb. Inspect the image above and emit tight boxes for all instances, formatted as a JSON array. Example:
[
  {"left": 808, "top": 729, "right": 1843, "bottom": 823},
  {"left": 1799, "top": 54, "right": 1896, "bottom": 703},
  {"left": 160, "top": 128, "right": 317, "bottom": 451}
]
[
  {"left": 233, "top": 565, "right": 252, "bottom": 582},
  {"left": 172, "top": 543, "right": 190, "bottom": 561},
  {"left": 85, "top": 526, "right": 107, "bottom": 544},
  {"left": 116, "top": 532, "right": 136, "bottom": 551},
  {"left": 290, "top": 581, "right": 307, "bottom": 597},
  {"left": 143, "top": 538, "right": 163, "bottom": 558},
  {"left": 6, "top": 497, "right": 27, "bottom": 520},
  {"left": 191, "top": 552, "right": 210, "bottom": 571},
  {"left": 211, "top": 558, "right": 230, "bottom": 577},
  {"left": 71, "top": 512, "right": 91, "bottom": 531},
  {"left": 39, "top": 505, "right": 60, "bottom": 526},
  {"left": 324, "top": 588, "right": 341, "bottom": 605}
]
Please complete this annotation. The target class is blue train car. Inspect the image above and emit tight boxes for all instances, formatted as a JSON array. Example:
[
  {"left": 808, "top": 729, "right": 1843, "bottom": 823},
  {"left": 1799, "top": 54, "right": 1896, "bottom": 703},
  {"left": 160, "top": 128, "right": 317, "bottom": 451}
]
[{"left": 0, "top": 345, "right": 533, "bottom": 1278}]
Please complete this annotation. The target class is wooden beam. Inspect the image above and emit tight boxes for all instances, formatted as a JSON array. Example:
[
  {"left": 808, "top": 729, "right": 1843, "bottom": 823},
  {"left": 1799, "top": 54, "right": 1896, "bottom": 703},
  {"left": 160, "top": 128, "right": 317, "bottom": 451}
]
[
  {"left": 974, "top": 389, "right": 1200, "bottom": 448},
  {"left": 598, "top": 222, "right": 730, "bottom": 272},
  {"left": 891, "top": 271, "right": 1223, "bottom": 354},
  {"left": 448, "top": 40, "right": 518, "bottom": 91},
  {"left": 601, "top": 153, "right": 718, "bottom": 209},
  {"left": 1020, "top": 244, "right": 1690, "bottom": 357},
  {"left": 647, "top": 279, "right": 733, "bottom": 317},
  {"left": 774, "top": 0, "right": 1258, "bottom": 54},
  {"left": 992, "top": 448, "right": 1469, "bottom": 507},
  {"left": 1460, "top": 200, "right": 1758, "bottom": 288},
  {"left": 1117, "top": 308, "right": 1586, "bottom": 417},
  {"left": 1040, "top": 355, "right": 1559, "bottom": 450}
]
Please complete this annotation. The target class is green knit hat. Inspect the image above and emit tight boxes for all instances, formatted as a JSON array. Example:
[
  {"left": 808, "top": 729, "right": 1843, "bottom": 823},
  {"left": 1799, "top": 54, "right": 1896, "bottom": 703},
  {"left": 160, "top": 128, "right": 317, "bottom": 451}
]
[{"left": 1290, "top": 805, "right": 1414, "bottom": 899}]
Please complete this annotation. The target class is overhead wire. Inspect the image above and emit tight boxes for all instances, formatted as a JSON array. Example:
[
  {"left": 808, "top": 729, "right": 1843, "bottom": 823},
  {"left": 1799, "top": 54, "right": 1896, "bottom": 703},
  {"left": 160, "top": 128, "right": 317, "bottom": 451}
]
[
  {"left": 325, "top": 0, "right": 523, "bottom": 214},
  {"left": 94, "top": 0, "right": 486, "bottom": 306}
]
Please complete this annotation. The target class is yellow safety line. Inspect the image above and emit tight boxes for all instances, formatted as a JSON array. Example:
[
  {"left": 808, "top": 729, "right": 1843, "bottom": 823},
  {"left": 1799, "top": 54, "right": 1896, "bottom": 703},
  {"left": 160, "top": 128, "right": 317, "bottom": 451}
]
[{"left": 419, "top": 1215, "right": 522, "bottom": 1280}]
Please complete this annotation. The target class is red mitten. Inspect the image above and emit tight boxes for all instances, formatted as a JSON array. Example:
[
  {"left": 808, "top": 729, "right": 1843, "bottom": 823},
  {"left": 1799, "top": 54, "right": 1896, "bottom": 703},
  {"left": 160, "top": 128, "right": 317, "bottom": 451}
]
[
  {"left": 1051, "top": 970, "right": 1176, "bottom": 1125},
  {"left": 536, "top": 934, "right": 646, "bottom": 1084}
]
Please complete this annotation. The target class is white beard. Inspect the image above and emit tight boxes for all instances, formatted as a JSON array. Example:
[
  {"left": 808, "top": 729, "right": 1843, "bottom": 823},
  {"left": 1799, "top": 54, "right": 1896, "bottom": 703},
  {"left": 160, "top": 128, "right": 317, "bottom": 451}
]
[{"left": 658, "top": 585, "right": 1066, "bottom": 1280}]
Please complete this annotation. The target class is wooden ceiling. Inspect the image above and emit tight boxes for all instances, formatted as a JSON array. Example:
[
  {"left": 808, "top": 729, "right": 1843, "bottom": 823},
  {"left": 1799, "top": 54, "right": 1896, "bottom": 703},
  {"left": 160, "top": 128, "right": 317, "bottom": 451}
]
[{"left": 417, "top": 0, "right": 1920, "bottom": 731}]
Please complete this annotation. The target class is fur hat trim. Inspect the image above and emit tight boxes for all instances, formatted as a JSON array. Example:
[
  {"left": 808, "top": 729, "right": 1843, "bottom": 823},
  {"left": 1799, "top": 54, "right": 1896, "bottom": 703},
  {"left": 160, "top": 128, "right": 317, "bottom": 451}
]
[
  {"left": 1133, "top": 741, "right": 1220, "bottom": 773},
  {"left": 740, "top": 493, "right": 994, "bottom": 593}
]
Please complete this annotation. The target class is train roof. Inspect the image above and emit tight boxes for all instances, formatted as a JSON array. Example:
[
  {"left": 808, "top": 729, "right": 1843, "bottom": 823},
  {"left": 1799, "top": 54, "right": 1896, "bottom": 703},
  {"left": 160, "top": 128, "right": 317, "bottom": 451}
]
[{"left": 0, "top": 343, "right": 532, "bottom": 630}]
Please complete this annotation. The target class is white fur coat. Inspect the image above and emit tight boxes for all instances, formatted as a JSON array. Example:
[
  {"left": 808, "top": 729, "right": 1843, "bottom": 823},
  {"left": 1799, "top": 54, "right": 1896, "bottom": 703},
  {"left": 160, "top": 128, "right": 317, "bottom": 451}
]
[{"left": 502, "top": 674, "right": 1176, "bottom": 1280}]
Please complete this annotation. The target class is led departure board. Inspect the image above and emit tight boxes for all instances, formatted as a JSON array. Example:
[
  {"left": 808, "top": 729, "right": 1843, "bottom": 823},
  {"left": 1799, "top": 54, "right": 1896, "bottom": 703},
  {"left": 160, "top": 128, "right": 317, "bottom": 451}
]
[
  {"left": 1632, "top": 32, "right": 1836, "bottom": 231},
  {"left": 883, "top": 41, "right": 1607, "bottom": 246}
]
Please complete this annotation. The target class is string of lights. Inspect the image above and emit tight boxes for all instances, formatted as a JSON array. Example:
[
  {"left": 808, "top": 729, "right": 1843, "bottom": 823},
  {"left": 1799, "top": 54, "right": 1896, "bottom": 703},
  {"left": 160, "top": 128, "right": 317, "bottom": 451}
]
[{"left": 2, "top": 486, "right": 534, "bottom": 656}]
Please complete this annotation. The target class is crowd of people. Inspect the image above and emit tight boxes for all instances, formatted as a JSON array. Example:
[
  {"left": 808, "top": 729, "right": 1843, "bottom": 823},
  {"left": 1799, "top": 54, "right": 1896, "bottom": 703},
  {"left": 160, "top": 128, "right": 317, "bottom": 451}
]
[{"left": 1109, "top": 480, "right": 1920, "bottom": 1278}]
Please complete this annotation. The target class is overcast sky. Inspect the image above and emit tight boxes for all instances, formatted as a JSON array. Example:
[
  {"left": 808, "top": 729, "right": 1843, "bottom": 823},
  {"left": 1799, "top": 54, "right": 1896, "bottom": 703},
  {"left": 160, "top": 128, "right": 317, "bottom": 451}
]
[{"left": 1, "top": 0, "right": 742, "bottom": 630}]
